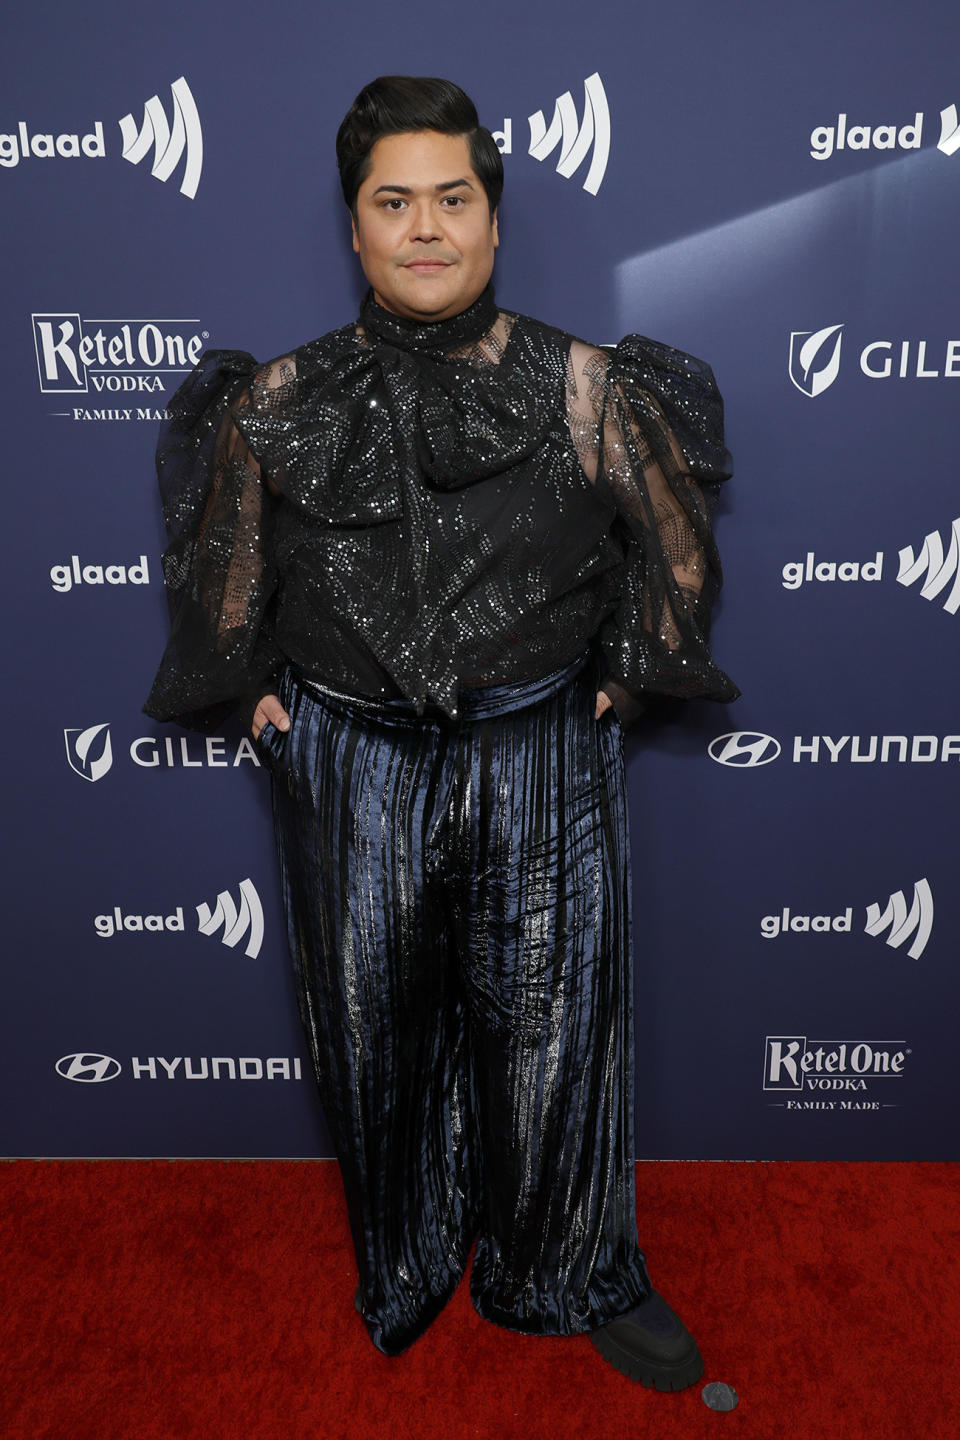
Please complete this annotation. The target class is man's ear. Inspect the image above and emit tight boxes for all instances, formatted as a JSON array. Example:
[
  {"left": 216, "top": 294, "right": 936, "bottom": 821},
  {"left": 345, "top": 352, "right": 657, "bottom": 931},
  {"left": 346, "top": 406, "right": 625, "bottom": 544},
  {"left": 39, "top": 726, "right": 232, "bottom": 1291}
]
[{"left": 351, "top": 211, "right": 360, "bottom": 254}]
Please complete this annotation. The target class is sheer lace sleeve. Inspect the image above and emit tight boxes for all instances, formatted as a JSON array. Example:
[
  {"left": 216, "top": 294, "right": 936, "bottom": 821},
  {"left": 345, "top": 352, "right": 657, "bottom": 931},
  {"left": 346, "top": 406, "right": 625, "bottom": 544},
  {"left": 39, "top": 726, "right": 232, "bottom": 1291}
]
[
  {"left": 567, "top": 334, "right": 740, "bottom": 727},
  {"left": 143, "top": 350, "right": 289, "bottom": 733}
]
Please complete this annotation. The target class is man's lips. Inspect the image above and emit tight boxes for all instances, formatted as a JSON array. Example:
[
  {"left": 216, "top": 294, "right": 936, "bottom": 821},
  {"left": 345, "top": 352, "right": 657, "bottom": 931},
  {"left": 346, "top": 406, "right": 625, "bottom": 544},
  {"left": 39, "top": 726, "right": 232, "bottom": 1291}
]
[{"left": 404, "top": 260, "right": 452, "bottom": 272}]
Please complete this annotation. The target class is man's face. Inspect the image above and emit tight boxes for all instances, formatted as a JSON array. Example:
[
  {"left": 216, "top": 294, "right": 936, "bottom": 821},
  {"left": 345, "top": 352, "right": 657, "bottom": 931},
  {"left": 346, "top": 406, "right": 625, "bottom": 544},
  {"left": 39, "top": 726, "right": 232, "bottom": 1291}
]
[{"left": 351, "top": 130, "right": 499, "bottom": 323}]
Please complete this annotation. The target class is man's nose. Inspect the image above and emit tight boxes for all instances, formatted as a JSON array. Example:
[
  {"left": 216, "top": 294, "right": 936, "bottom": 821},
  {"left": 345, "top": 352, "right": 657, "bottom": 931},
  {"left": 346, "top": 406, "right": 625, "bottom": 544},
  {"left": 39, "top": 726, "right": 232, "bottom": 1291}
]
[{"left": 407, "top": 200, "right": 443, "bottom": 242}]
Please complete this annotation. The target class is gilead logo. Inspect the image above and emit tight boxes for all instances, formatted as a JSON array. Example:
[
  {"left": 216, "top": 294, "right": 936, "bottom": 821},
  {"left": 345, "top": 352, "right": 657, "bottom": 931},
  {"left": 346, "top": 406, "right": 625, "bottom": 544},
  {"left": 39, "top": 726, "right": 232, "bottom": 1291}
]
[
  {"left": 64, "top": 724, "right": 262, "bottom": 779},
  {"left": 788, "top": 324, "right": 843, "bottom": 398},
  {"left": 64, "top": 723, "right": 113, "bottom": 782},
  {"left": 788, "top": 325, "right": 960, "bottom": 396}
]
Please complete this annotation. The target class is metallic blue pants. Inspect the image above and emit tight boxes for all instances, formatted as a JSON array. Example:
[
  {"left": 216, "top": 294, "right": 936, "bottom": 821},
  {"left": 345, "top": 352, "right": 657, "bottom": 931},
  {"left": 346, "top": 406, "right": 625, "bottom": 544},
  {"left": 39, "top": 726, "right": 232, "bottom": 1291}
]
[{"left": 257, "top": 646, "right": 652, "bottom": 1355}]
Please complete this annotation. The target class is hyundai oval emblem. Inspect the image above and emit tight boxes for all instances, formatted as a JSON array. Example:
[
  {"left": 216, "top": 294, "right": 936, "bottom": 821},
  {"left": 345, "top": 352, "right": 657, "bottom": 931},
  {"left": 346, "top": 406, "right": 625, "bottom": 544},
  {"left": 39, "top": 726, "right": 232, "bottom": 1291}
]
[
  {"left": 55, "top": 1053, "right": 122, "bottom": 1083},
  {"left": 708, "top": 731, "right": 782, "bottom": 767}
]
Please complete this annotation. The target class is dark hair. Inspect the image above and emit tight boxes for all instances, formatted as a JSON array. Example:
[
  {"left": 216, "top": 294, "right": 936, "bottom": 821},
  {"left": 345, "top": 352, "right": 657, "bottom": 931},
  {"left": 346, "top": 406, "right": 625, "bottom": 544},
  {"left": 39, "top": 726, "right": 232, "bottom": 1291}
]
[{"left": 336, "top": 75, "right": 503, "bottom": 219}]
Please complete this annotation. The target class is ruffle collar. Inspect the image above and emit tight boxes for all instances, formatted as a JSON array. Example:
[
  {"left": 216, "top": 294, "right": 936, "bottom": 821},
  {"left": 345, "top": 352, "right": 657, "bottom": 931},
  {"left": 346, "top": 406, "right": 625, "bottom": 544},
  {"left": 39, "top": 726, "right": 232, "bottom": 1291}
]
[{"left": 358, "top": 283, "right": 499, "bottom": 353}]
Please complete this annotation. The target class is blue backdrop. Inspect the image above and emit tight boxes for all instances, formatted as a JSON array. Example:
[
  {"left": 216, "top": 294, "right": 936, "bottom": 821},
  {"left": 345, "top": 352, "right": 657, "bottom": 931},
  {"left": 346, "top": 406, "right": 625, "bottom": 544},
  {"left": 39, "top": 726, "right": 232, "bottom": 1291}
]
[{"left": 3, "top": 0, "right": 958, "bottom": 1160}]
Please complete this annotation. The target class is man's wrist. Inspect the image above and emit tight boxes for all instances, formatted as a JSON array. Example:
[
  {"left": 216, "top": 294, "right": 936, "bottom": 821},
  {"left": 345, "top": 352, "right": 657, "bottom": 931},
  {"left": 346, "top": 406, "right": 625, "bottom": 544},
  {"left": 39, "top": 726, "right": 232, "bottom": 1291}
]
[{"left": 599, "top": 675, "right": 647, "bottom": 728}]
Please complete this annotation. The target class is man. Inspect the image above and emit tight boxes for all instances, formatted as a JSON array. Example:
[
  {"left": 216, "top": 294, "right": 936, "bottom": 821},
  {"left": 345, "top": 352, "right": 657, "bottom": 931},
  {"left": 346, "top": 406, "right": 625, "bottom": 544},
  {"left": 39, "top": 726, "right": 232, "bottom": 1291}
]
[{"left": 145, "top": 75, "right": 737, "bottom": 1389}]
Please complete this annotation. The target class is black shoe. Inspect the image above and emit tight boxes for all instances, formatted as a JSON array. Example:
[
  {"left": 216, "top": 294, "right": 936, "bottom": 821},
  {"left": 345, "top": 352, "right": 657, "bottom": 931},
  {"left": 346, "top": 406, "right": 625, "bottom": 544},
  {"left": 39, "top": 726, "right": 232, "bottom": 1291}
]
[{"left": 588, "top": 1290, "right": 704, "bottom": 1392}]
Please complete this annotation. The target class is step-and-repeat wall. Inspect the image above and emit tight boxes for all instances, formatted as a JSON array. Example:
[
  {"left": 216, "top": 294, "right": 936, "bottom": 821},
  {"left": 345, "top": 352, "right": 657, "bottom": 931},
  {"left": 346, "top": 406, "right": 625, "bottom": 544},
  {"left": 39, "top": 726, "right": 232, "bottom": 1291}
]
[{"left": 4, "top": 1, "right": 957, "bottom": 1160}]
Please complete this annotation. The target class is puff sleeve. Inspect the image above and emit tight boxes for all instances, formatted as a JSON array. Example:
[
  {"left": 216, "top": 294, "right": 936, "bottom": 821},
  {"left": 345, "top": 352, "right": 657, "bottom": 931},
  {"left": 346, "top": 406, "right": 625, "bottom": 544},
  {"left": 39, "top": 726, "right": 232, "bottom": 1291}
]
[
  {"left": 142, "top": 349, "right": 286, "bottom": 734},
  {"left": 567, "top": 333, "right": 740, "bottom": 727}
]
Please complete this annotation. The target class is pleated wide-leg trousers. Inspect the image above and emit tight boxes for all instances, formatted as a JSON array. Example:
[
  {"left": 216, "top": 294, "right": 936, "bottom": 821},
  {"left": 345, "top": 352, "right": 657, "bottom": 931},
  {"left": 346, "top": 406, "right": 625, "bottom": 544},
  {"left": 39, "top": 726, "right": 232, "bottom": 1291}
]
[{"left": 256, "top": 645, "right": 652, "bottom": 1355}]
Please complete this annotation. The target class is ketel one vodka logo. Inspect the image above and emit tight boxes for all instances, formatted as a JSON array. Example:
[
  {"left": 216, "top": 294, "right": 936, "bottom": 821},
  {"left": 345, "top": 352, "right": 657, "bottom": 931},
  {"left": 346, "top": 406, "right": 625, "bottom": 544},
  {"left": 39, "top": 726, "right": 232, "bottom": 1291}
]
[
  {"left": 2, "top": 76, "right": 202, "bottom": 198},
  {"left": 94, "top": 878, "right": 264, "bottom": 959},
  {"left": 32, "top": 314, "right": 205, "bottom": 398},
  {"left": 760, "top": 879, "right": 934, "bottom": 960},
  {"left": 492, "top": 73, "right": 610, "bottom": 195},
  {"left": 763, "top": 1035, "right": 908, "bottom": 1097}
]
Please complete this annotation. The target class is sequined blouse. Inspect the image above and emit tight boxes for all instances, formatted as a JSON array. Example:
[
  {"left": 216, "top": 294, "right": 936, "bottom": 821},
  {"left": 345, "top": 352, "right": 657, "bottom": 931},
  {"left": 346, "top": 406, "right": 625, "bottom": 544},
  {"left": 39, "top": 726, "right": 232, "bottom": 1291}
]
[{"left": 143, "top": 284, "right": 738, "bottom": 733}]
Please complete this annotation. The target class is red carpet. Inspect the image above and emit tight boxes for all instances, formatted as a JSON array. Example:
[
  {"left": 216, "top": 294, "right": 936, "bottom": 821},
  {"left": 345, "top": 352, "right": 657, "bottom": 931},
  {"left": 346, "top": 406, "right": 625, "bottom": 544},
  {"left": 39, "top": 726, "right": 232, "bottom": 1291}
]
[{"left": 1, "top": 1160, "right": 957, "bottom": 1439}]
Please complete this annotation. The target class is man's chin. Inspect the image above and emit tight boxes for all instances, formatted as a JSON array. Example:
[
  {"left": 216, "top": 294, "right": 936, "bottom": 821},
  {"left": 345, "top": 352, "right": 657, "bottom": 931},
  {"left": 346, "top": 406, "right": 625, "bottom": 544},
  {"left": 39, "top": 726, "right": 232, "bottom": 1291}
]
[
  {"left": 379, "top": 273, "right": 489, "bottom": 324},
  {"left": 395, "top": 289, "right": 459, "bottom": 322}
]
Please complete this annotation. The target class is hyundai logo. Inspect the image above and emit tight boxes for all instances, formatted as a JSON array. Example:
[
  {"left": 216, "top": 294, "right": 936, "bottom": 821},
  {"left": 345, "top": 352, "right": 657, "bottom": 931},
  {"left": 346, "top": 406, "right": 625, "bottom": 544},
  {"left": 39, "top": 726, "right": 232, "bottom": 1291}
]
[
  {"left": 708, "top": 731, "right": 782, "bottom": 767},
  {"left": 55, "top": 1053, "right": 122, "bottom": 1083}
]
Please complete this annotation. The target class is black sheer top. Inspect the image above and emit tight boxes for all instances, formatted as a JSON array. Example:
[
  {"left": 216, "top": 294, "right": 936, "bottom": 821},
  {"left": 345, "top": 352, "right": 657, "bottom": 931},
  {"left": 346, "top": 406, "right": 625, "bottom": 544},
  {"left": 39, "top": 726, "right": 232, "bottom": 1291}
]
[{"left": 143, "top": 284, "right": 739, "bottom": 733}]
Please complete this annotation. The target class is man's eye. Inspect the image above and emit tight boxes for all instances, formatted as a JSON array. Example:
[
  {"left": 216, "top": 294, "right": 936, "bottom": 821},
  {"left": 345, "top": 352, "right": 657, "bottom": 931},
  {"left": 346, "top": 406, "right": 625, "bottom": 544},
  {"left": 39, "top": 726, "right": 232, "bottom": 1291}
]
[{"left": 384, "top": 198, "right": 406, "bottom": 211}]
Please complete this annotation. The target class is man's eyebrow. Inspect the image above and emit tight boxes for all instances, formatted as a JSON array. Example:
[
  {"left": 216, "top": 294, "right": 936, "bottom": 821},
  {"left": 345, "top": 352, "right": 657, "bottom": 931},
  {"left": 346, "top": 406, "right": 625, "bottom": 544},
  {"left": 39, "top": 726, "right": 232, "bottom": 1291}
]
[{"left": 370, "top": 178, "right": 475, "bottom": 196}]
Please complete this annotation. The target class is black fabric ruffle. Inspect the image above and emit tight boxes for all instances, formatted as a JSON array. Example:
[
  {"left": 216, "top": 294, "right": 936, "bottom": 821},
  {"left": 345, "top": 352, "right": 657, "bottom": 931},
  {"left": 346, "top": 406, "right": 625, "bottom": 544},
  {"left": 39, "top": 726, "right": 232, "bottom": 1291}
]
[{"left": 144, "top": 294, "right": 738, "bottom": 733}]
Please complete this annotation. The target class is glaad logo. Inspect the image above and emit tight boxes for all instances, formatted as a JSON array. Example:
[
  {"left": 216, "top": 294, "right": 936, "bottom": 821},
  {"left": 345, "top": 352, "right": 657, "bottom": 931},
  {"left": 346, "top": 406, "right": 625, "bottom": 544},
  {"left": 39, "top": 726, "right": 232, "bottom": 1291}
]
[
  {"left": 808, "top": 103, "right": 960, "bottom": 161},
  {"left": 780, "top": 516, "right": 960, "bottom": 619},
  {"left": 64, "top": 724, "right": 263, "bottom": 779},
  {"left": 781, "top": 551, "right": 883, "bottom": 589},
  {"left": 760, "top": 878, "right": 934, "bottom": 959},
  {"left": 709, "top": 730, "right": 960, "bottom": 765},
  {"left": 197, "top": 879, "right": 264, "bottom": 959},
  {"left": 897, "top": 518, "right": 960, "bottom": 615},
  {"left": 707, "top": 732, "right": 781, "bottom": 767},
  {"left": 1, "top": 77, "right": 202, "bottom": 199},
  {"left": 763, "top": 1035, "right": 908, "bottom": 1107},
  {"left": 940, "top": 104, "right": 960, "bottom": 156},
  {"left": 51, "top": 555, "right": 150, "bottom": 593},
  {"left": 809, "top": 112, "right": 923, "bottom": 161},
  {"left": 788, "top": 324, "right": 843, "bottom": 397},
  {"left": 788, "top": 324, "right": 960, "bottom": 396},
  {"left": 119, "top": 77, "right": 203, "bottom": 199},
  {"left": 864, "top": 880, "right": 935, "bottom": 960},
  {"left": 56, "top": 1053, "right": 121, "bottom": 1083},
  {"left": 65, "top": 723, "right": 113, "bottom": 782},
  {"left": 492, "top": 73, "right": 610, "bottom": 195},
  {"left": 94, "top": 880, "right": 264, "bottom": 958},
  {"left": 31, "top": 313, "right": 205, "bottom": 413}
]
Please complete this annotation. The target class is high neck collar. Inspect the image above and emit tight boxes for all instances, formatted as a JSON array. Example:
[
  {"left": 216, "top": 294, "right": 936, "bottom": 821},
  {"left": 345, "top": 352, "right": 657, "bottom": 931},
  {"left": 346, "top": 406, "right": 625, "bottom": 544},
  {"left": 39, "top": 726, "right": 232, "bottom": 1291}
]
[{"left": 359, "top": 284, "right": 498, "bottom": 354}]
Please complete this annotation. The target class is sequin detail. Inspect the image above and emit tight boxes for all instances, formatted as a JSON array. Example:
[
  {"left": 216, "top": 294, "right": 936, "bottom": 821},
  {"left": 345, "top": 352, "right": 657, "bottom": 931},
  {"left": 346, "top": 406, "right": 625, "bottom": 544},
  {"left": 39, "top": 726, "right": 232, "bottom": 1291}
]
[{"left": 144, "top": 285, "right": 738, "bottom": 733}]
